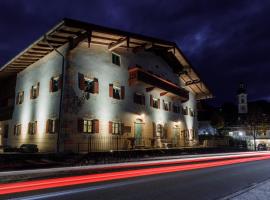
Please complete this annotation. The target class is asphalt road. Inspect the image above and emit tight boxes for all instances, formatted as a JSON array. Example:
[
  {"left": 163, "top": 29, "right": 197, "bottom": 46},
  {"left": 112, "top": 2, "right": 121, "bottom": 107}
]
[{"left": 4, "top": 158, "right": 270, "bottom": 200}]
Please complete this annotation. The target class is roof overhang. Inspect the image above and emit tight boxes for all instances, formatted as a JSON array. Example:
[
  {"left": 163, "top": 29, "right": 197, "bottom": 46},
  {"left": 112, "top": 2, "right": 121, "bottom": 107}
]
[{"left": 0, "top": 18, "right": 213, "bottom": 100}]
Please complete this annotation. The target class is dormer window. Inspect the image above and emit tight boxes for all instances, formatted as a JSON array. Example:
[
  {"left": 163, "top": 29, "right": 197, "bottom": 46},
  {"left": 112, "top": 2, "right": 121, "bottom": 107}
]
[
  {"left": 30, "top": 83, "right": 39, "bottom": 99},
  {"left": 112, "top": 53, "right": 120, "bottom": 66}
]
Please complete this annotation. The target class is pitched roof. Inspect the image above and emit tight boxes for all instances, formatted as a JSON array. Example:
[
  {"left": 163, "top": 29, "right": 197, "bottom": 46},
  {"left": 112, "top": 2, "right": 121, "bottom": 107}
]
[{"left": 0, "top": 18, "right": 213, "bottom": 100}]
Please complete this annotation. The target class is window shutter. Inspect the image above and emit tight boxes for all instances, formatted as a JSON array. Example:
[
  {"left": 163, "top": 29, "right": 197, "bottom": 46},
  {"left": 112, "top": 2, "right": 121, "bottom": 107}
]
[
  {"left": 37, "top": 83, "right": 40, "bottom": 97},
  {"left": 22, "top": 92, "right": 24, "bottom": 103},
  {"left": 16, "top": 93, "right": 19, "bottom": 105},
  {"left": 121, "top": 123, "right": 125, "bottom": 134},
  {"left": 27, "top": 123, "right": 30, "bottom": 134},
  {"left": 152, "top": 122, "right": 156, "bottom": 137},
  {"left": 109, "top": 121, "right": 113, "bottom": 134},
  {"left": 78, "top": 73, "right": 85, "bottom": 90},
  {"left": 34, "top": 121, "right": 37, "bottom": 134},
  {"left": 77, "top": 118, "right": 84, "bottom": 133},
  {"left": 30, "top": 87, "right": 33, "bottom": 99},
  {"left": 150, "top": 95, "right": 153, "bottom": 107},
  {"left": 46, "top": 119, "right": 50, "bottom": 133},
  {"left": 55, "top": 119, "right": 59, "bottom": 133},
  {"left": 14, "top": 125, "right": 16, "bottom": 135},
  {"left": 121, "top": 86, "right": 125, "bottom": 99},
  {"left": 94, "top": 78, "right": 99, "bottom": 94},
  {"left": 94, "top": 119, "right": 99, "bottom": 133},
  {"left": 158, "top": 99, "right": 160, "bottom": 109},
  {"left": 59, "top": 75, "right": 63, "bottom": 90},
  {"left": 109, "top": 84, "right": 113, "bottom": 97},
  {"left": 49, "top": 78, "right": 53, "bottom": 92}
]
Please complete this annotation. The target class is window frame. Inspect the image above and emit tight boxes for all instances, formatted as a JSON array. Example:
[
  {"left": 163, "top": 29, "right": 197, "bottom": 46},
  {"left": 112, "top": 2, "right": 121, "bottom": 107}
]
[
  {"left": 14, "top": 124, "right": 21, "bottom": 136},
  {"left": 112, "top": 53, "right": 121, "bottom": 66}
]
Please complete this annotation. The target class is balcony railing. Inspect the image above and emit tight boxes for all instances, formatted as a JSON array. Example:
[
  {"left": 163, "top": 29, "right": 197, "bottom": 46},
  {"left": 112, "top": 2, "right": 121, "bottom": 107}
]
[{"left": 129, "top": 66, "right": 189, "bottom": 102}]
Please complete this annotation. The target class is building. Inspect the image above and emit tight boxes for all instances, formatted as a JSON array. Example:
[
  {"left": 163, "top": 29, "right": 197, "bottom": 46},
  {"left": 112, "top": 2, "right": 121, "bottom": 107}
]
[
  {"left": 0, "top": 18, "right": 212, "bottom": 152},
  {"left": 222, "top": 83, "right": 270, "bottom": 149}
]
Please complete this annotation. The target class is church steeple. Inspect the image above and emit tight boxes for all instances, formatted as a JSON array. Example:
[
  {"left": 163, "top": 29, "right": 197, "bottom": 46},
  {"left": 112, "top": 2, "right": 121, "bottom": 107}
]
[{"left": 237, "top": 82, "right": 248, "bottom": 114}]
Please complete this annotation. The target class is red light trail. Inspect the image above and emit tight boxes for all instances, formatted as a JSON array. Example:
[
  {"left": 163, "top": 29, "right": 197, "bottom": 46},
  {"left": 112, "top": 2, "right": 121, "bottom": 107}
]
[{"left": 1, "top": 153, "right": 270, "bottom": 195}]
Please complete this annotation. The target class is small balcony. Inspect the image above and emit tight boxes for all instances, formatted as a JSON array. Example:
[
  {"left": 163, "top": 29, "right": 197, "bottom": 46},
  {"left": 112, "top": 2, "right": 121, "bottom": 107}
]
[{"left": 129, "top": 66, "right": 189, "bottom": 102}]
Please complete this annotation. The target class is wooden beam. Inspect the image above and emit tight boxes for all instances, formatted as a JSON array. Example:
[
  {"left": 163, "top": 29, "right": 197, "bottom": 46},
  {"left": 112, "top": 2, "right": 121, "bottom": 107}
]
[
  {"left": 108, "top": 37, "right": 127, "bottom": 51},
  {"left": 146, "top": 86, "right": 155, "bottom": 92},
  {"left": 160, "top": 91, "right": 168, "bottom": 96},
  {"left": 185, "top": 79, "right": 201, "bottom": 86},
  {"left": 37, "top": 42, "right": 60, "bottom": 48},
  {"left": 58, "top": 29, "right": 81, "bottom": 36},
  {"left": 17, "top": 58, "right": 39, "bottom": 61}
]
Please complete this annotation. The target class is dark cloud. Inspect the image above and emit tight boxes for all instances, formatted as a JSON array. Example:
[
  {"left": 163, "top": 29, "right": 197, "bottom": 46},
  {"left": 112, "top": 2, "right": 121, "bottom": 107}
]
[{"left": 0, "top": 0, "right": 269, "bottom": 105}]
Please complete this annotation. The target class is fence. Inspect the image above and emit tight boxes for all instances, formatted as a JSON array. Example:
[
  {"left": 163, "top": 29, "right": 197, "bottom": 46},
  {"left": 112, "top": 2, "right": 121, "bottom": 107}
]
[{"left": 64, "top": 135, "right": 190, "bottom": 153}]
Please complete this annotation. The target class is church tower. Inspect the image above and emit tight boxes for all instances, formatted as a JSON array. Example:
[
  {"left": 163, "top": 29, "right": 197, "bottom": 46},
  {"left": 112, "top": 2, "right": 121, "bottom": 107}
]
[{"left": 237, "top": 83, "right": 248, "bottom": 114}]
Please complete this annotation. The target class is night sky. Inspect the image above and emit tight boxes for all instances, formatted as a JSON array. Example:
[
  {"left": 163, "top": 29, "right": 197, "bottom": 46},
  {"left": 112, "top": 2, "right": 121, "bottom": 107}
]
[{"left": 0, "top": 0, "right": 269, "bottom": 106}]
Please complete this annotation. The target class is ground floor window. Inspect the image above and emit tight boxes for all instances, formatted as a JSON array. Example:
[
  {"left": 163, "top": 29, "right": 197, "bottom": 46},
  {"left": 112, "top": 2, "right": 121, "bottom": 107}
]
[
  {"left": 46, "top": 119, "right": 58, "bottom": 134},
  {"left": 109, "top": 121, "right": 123, "bottom": 135},
  {"left": 78, "top": 119, "right": 99, "bottom": 134},
  {"left": 28, "top": 121, "right": 37, "bottom": 135},
  {"left": 14, "top": 124, "right": 21, "bottom": 136}
]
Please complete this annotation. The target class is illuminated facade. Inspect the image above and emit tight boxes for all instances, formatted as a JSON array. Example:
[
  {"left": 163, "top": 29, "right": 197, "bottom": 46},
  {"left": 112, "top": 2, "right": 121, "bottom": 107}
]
[{"left": 0, "top": 19, "right": 212, "bottom": 152}]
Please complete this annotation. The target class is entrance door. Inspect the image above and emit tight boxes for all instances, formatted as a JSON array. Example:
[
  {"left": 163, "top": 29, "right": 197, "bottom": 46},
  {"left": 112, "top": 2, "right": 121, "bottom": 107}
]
[
  {"left": 135, "top": 119, "right": 143, "bottom": 146},
  {"left": 173, "top": 126, "right": 180, "bottom": 147}
]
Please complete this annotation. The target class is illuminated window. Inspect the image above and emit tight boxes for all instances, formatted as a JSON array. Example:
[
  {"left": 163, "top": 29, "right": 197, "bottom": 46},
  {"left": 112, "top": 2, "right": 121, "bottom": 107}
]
[
  {"left": 113, "top": 86, "right": 121, "bottom": 99},
  {"left": 28, "top": 121, "right": 37, "bottom": 135},
  {"left": 84, "top": 120, "right": 93, "bottom": 133},
  {"left": 112, "top": 122, "right": 122, "bottom": 135},
  {"left": 16, "top": 91, "right": 24, "bottom": 105},
  {"left": 14, "top": 124, "right": 21, "bottom": 136},
  {"left": 78, "top": 119, "right": 99, "bottom": 134},
  {"left": 30, "top": 83, "right": 39, "bottom": 99},
  {"left": 112, "top": 53, "right": 120, "bottom": 66},
  {"left": 109, "top": 121, "right": 123, "bottom": 135},
  {"left": 46, "top": 119, "right": 58, "bottom": 134}
]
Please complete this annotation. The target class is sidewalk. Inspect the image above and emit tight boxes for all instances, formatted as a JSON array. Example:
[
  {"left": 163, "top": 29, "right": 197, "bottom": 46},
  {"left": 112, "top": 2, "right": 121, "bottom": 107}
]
[{"left": 222, "top": 179, "right": 270, "bottom": 200}]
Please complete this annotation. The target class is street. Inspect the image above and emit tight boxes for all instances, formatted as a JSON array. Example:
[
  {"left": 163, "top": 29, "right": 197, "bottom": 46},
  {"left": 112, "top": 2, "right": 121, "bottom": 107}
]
[{"left": 1, "top": 152, "right": 270, "bottom": 200}]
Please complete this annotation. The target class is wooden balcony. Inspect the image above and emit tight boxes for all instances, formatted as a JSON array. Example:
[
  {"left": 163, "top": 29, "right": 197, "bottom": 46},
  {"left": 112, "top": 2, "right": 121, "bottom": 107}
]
[{"left": 129, "top": 66, "right": 189, "bottom": 102}]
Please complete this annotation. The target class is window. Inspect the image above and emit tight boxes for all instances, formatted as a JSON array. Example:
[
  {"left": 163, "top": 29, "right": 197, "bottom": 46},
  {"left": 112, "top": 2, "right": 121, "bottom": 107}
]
[
  {"left": 153, "top": 98, "right": 159, "bottom": 108},
  {"left": 50, "top": 76, "right": 62, "bottom": 92},
  {"left": 182, "top": 107, "right": 188, "bottom": 115},
  {"left": 134, "top": 93, "right": 145, "bottom": 105},
  {"left": 14, "top": 124, "right": 21, "bottom": 136},
  {"left": 78, "top": 73, "right": 99, "bottom": 94},
  {"left": 189, "top": 108, "right": 195, "bottom": 117},
  {"left": 150, "top": 95, "right": 160, "bottom": 109},
  {"left": 30, "top": 83, "right": 39, "bottom": 99},
  {"left": 157, "top": 124, "right": 164, "bottom": 138},
  {"left": 78, "top": 119, "right": 99, "bottom": 134},
  {"left": 46, "top": 119, "right": 58, "bottom": 134},
  {"left": 112, "top": 53, "right": 120, "bottom": 66},
  {"left": 241, "top": 98, "right": 245, "bottom": 104},
  {"left": 16, "top": 91, "right": 24, "bottom": 105},
  {"left": 173, "top": 104, "right": 181, "bottom": 113},
  {"left": 109, "top": 121, "right": 123, "bottom": 135},
  {"left": 3, "top": 125, "right": 9, "bottom": 138},
  {"left": 28, "top": 121, "right": 37, "bottom": 135},
  {"left": 163, "top": 101, "right": 171, "bottom": 111},
  {"left": 109, "top": 84, "right": 125, "bottom": 100}
]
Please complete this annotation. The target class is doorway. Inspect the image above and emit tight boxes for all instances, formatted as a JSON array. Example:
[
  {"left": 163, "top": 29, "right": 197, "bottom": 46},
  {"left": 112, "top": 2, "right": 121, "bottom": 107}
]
[{"left": 135, "top": 119, "right": 143, "bottom": 146}]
